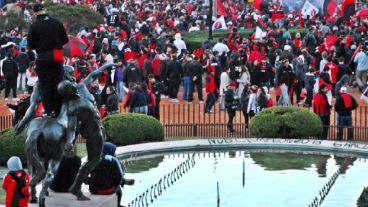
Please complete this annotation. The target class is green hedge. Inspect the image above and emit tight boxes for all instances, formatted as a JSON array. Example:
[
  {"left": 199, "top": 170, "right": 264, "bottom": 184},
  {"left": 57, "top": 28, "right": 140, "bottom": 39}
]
[
  {"left": 182, "top": 28, "right": 308, "bottom": 52},
  {"left": 0, "top": 11, "right": 28, "bottom": 32},
  {"left": 0, "top": 128, "right": 26, "bottom": 166},
  {"left": 46, "top": 4, "right": 104, "bottom": 35},
  {"left": 249, "top": 106, "right": 323, "bottom": 139},
  {"left": 102, "top": 113, "right": 164, "bottom": 146}
]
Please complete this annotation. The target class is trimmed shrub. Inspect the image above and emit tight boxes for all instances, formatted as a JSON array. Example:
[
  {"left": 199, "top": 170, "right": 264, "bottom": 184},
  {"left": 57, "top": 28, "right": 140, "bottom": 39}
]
[
  {"left": 0, "top": 128, "right": 26, "bottom": 166},
  {"left": 182, "top": 28, "right": 308, "bottom": 52},
  {"left": 46, "top": 4, "right": 104, "bottom": 35},
  {"left": 102, "top": 113, "right": 164, "bottom": 146},
  {"left": 0, "top": 11, "right": 28, "bottom": 32},
  {"left": 249, "top": 106, "right": 323, "bottom": 138},
  {"left": 357, "top": 187, "right": 368, "bottom": 207}
]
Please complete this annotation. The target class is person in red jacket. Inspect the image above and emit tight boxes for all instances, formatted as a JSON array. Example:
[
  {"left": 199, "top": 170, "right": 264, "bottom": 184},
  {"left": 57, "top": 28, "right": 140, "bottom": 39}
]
[
  {"left": 205, "top": 66, "right": 218, "bottom": 113},
  {"left": 335, "top": 87, "right": 358, "bottom": 140},
  {"left": 2, "top": 156, "right": 30, "bottom": 207},
  {"left": 313, "top": 84, "right": 332, "bottom": 140}
]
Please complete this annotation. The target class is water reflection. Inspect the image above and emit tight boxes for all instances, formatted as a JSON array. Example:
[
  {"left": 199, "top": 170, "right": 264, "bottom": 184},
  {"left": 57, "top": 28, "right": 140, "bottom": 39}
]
[{"left": 122, "top": 151, "right": 365, "bottom": 207}]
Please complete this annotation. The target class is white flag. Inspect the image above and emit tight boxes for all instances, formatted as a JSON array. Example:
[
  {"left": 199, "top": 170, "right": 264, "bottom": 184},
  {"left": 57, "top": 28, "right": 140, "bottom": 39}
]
[
  {"left": 255, "top": 26, "right": 266, "bottom": 39},
  {"left": 212, "top": 16, "right": 227, "bottom": 30},
  {"left": 301, "top": 0, "right": 319, "bottom": 18}
]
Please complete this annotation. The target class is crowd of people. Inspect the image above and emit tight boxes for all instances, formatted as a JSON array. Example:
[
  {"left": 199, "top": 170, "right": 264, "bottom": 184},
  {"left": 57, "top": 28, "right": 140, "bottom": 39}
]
[
  {"left": 1, "top": 0, "right": 368, "bottom": 206},
  {"left": 0, "top": 1, "right": 368, "bottom": 131}
]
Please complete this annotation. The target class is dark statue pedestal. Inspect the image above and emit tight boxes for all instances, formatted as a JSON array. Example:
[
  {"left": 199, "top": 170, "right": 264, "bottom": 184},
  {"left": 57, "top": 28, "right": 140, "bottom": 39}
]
[{"left": 28, "top": 190, "right": 117, "bottom": 207}]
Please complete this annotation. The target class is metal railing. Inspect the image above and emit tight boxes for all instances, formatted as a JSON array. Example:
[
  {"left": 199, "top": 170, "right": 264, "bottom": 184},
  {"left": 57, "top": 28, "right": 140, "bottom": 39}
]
[{"left": 1, "top": 104, "right": 368, "bottom": 141}]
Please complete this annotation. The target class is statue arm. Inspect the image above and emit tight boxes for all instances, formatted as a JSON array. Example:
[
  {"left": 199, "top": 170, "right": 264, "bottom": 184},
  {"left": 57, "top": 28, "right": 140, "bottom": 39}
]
[
  {"left": 15, "top": 83, "right": 41, "bottom": 134},
  {"left": 82, "top": 63, "right": 114, "bottom": 86}
]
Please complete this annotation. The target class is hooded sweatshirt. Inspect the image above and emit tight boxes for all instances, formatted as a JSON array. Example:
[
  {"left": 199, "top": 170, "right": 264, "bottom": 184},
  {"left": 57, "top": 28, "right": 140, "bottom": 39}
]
[
  {"left": 2, "top": 156, "right": 30, "bottom": 207},
  {"left": 173, "top": 33, "right": 187, "bottom": 57}
]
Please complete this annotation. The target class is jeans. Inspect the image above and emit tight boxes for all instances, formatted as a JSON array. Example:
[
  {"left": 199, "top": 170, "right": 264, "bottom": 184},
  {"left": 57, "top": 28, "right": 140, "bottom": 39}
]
[
  {"left": 116, "top": 81, "right": 125, "bottom": 101},
  {"left": 182, "top": 75, "right": 190, "bottom": 100},
  {"left": 205, "top": 92, "right": 216, "bottom": 112},
  {"left": 337, "top": 116, "right": 353, "bottom": 140},
  {"left": 17, "top": 72, "right": 26, "bottom": 90},
  {"left": 131, "top": 106, "right": 148, "bottom": 114}
]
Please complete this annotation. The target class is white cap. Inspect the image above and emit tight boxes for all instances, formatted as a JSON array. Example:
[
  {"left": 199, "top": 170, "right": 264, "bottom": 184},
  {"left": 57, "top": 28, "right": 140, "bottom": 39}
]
[{"left": 340, "top": 86, "right": 347, "bottom": 93}]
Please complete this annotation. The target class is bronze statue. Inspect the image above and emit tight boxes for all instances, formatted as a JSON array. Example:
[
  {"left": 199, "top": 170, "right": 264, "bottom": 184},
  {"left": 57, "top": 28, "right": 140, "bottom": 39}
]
[{"left": 19, "top": 63, "right": 114, "bottom": 206}]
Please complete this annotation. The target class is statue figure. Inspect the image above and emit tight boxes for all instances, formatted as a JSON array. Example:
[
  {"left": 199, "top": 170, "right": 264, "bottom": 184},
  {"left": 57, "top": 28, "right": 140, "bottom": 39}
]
[{"left": 18, "top": 63, "right": 114, "bottom": 206}]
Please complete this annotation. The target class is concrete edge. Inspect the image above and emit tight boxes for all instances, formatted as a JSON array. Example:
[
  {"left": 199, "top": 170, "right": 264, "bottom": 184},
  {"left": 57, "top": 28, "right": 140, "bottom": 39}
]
[{"left": 115, "top": 138, "right": 368, "bottom": 160}]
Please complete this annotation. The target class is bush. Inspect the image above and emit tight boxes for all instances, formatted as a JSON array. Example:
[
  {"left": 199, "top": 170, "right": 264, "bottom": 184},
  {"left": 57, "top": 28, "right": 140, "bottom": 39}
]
[
  {"left": 182, "top": 28, "right": 308, "bottom": 52},
  {"left": 0, "top": 11, "right": 28, "bottom": 32},
  {"left": 102, "top": 113, "right": 164, "bottom": 146},
  {"left": 0, "top": 128, "right": 26, "bottom": 166},
  {"left": 46, "top": 4, "right": 104, "bottom": 35},
  {"left": 249, "top": 106, "right": 323, "bottom": 138}
]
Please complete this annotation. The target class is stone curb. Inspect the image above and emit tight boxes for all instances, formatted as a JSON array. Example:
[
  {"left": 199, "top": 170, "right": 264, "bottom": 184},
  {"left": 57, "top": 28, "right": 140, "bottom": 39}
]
[{"left": 115, "top": 138, "right": 368, "bottom": 160}]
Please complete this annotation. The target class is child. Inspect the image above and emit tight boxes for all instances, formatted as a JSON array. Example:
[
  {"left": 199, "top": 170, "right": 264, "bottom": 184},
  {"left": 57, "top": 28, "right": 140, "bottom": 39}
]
[{"left": 2, "top": 156, "right": 30, "bottom": 207}]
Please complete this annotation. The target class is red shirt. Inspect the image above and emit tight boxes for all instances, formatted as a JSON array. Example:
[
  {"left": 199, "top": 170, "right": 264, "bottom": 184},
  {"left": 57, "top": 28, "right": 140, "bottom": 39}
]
[
  {"left": 151, "top": 57, "right": 161, "bottom": 76},
  {"left": 2, "top": 171, "right": 31, "bottom": 207},
  {"left": 205, "top": 74, "right": 217, "bottom": 93},
  {"left": 313, "top": 93, "right": 331, "bottom": 115}
]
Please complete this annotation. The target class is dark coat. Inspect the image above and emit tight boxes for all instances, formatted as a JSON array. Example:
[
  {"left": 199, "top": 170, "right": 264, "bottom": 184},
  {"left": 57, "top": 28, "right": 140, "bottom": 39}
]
[
  {"left": 27, "top": 14, "right": 68, "bottom": 55},
  {"left": 2, "top": 57, "right": 18, "bottom": 79},
  {"left": 167, "top": 59, "right": 182, "bottom": 82}
]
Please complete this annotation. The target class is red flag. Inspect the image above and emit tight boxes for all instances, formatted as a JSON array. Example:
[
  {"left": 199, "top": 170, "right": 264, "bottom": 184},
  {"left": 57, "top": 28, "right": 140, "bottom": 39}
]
[
  {"left": 339, "top": 0, "right": 356, "bottom": 20},
  {"left": 217, "top": 0, "right": 227, "bottom": 17},
  {"left": 325, "top": 34, "right": 339, "bottom": 52},
  {"left": 254, "top": 0, "right": 262, "bottom": 11},
  {"left": 324, "top": 0, "right": 337, "bottom": 17}
]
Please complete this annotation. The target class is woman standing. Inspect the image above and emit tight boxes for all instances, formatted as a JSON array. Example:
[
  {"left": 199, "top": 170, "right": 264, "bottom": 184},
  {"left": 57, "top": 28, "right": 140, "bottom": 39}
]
[
  {"left": 236, "top": 65, "right": 250, "bottom": 98},
  {"left": 225, "top": 82, "right": 238, "bottom": 133},
  {"left": 247, "top": 85, "right": 259, "bottom": 119},
  {"left": 106, "top": 86, "right": 119, "bottom": 115}
]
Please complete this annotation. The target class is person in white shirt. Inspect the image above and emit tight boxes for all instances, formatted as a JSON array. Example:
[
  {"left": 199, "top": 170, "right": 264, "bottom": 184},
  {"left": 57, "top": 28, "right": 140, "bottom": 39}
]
[
  {"left": 173, "top": 33, "right": 187, "bottom": 57},
  {"left": 188, "top": 23, "right": 200, "bottom": 33},
  {"left": 212, "top": 38, "right": 230, "bottom": 56},
  {"left": 219, "top": 68, "right": 231, "bottom": 110},
  {"left": 236, "top": 66, "right": 250, "bottom": 98}
]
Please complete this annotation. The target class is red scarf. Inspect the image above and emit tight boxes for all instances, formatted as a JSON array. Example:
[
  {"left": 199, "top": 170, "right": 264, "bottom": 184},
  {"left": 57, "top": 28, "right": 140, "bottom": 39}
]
[{"left": 341, "top": 93, "right": 352, "bottom": 108}]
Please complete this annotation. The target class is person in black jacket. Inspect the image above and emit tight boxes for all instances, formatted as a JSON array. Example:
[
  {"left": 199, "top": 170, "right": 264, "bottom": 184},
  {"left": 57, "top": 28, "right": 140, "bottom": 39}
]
[
  {"left": 187, "top": 56, "right": 203, "bottom": 103},
  {"left": 15, "top": 48, "right": 30, "bottom": 91},
  {"left": 2, "top": 50, "right": 18, "bottom": 102},
  {"left": 27, "top": 3, "right": 68, "bottom": 116},
  {"left": 148, "top": 74, "right": 166, "bottom": 120},
  {"left": 124, "top": 59, "right": 142, "bottom": 87},
  {"left": 167, "top": 55, "right": 182, "bottom": 102},
  {"left": 225, "top": 82, "right": 237, "bottom": 133},
  {"left": 106, "top": 85, "right": 119, "bottom": 115},
  {"left": 334, "top": 87, "right": 358, "bottom": 140}
]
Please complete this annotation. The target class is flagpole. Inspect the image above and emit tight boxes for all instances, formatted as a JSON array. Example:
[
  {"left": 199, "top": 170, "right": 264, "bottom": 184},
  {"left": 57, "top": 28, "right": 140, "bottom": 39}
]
[{"left": 209, "top": 0, "right": 213, "bottom": 39}]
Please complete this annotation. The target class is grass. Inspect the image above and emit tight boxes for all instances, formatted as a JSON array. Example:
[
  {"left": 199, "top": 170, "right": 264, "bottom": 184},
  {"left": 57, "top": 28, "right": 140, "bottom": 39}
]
[
  {"left": 0, "top": 188, "right": 4, "bottom": 204},
  {"left": 75, "top": 143, "right": 87, "bottom": 157}
]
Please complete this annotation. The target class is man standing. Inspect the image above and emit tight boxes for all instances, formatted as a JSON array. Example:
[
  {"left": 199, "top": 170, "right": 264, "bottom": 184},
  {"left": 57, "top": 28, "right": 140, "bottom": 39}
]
[
  {"left": 313, "top": 84, "right": 332, "bottom": 140},
  {"left": 2, "top": 50, "right": 18, "bottom": 102},
  {"left": 15, "top": 48, "right": 30, "bottom": 91},
  {"left": 27, "top": 3, "right": 68, "bottom": 116},
  {"left": 335, "top": 87, "right": 358, "bottom": 140},
  {"left": 353, "top": 43, "right": 368, "bottom": 92},
  {"left": 187, "top": 56, "right": 204, "bottom": 103}
]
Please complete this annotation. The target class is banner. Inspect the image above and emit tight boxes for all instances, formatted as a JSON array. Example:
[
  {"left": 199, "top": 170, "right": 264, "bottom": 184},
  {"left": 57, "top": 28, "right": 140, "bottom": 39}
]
[
  {"left": 212, "top": 16, "right": 227, "bottom": 30},
  {"left": 301, "top": 0, "right": 319, "bottom": 18},
  {"left": 255, "top": 26, "right": 267, "bottom": 39}
]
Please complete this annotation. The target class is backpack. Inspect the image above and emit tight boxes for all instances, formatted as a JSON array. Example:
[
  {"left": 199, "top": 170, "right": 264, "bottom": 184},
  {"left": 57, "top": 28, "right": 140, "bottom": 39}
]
[
  {"left": 9, "top": 171, "right": 28, "bottom": 207},
  {"left": 89, "top": 155, "right": 122, "bottom": 194}
]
